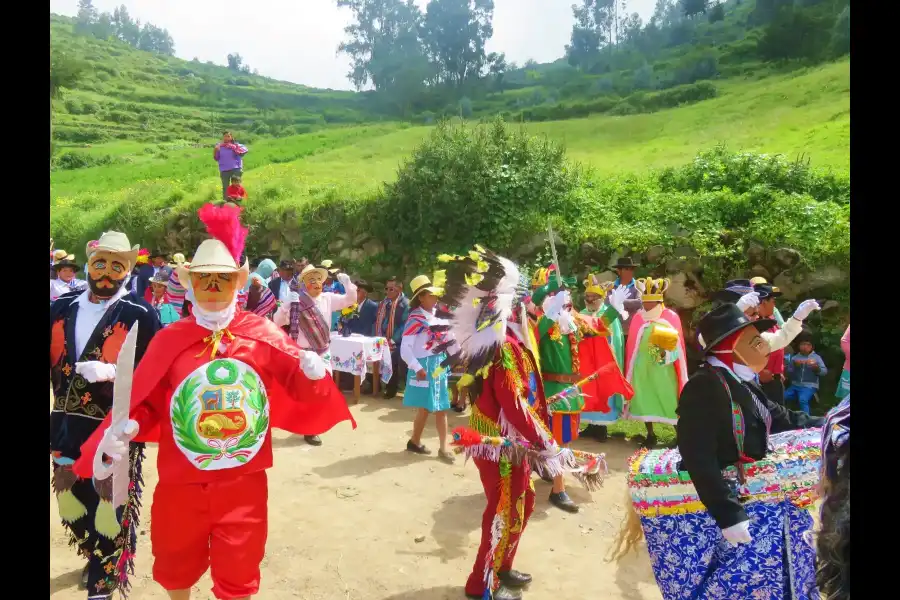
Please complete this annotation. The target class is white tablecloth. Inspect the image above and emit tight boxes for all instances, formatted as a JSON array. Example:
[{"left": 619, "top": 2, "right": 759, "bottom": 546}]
[{"left": 329, "top": 332, "right": 392, "bottom": 383}]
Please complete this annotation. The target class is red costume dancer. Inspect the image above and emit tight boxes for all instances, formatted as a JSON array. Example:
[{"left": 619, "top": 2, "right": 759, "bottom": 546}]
[
  {"left": 74, "top": 204, "right": 355, "bottom": 600},
  {"left": 433, "top": 246, "right": 582, "bottom": 600}
]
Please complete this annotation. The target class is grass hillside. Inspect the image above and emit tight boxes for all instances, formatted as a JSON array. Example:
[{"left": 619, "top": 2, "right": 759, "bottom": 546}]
[
  {"left": 51, "top": 58, "right": 849, "bottom": 247},
  {"left": 50, "top": 13, "right": 382, "bottom": 147}
]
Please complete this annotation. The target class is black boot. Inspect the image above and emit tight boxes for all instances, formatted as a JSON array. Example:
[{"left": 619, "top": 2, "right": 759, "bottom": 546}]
[
  {"left": 305, "top": 435, "right": 322, "bottom": 446},
  {"left": 549, "top": 491, "right": 579, "bottom": 513},
  {"left": 641, "top": 433, "right": 657, "bottom": 449},
  {"left": 499, "top": 569, "right": 533, "bottom": 588},
  {"left": 79, "top": 563, "right": 89, "bottom": 590},
  {"left": 466, "top": 586, "right": 523, "bottom": 600}
]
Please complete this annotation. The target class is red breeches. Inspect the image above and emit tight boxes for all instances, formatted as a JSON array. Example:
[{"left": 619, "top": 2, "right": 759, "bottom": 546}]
[
  {"left": 151, "top": 470, "right": 268, "bottom": 599},
  {"left": 465, "top": 458, "right": 535, "bottom": 596}
]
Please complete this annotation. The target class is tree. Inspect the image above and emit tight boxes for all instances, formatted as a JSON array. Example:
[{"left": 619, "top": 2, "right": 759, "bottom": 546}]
[
  {"left": 337, "top": 0, "right": 431, "bottom": 113},
  {"left": 708, "top": 1, "right": 725, "bottom": 23},
  {"left": 227, "top": 53, "right": 244, "bottom": 71},
  {"left": 830, "top": 5, "right": 849, "bottom": 56},
  {"left": 92, "top": 12, "right": 115, "bottom": 39},
  {"left": 620, "top": 12, "right": 643, "bottom": 44},
  {"left": 487, "top": 51, "right": 508, "bottom": 92},
  {"left": 566, "top": 1, "right": 602, "bottom": 70},
  {"left": 680, "top": 0, "right": 708, "bottom": 19},
  {"left": 138, "top": 23, "right": 175, "bottom": 55},
  {"left": 112, "top": 5, "right": 141, "bottom": 46},
  {"left": 757, "top": 5, "right": 830, "bottom": 62},
  {"left": 421, "top": 0, "right": 495, "bottom": 88},
  {"left": 75, "top": 0, "right": 98, "bottom": 34}
]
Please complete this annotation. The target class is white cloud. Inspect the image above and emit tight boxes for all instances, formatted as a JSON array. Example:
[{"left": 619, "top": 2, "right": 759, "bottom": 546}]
[{"left": 50, "top": 0, "right": 658, "bottom": 91}]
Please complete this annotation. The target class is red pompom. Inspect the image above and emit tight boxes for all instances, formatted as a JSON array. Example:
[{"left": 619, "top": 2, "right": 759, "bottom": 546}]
[
  {"left": 451, "top": 426, "right": 485, "bottom": 447},
  {"left": 197, "top": 203, "right": 248, "bottom": 263}
]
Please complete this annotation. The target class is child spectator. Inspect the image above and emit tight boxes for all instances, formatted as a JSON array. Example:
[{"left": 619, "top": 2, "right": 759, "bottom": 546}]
[
  {"left": 784, "top": 330, "right": 827, "bottom": 414},
  {"left": 225, "top": 175, "right": 247, "bottom": 204}
]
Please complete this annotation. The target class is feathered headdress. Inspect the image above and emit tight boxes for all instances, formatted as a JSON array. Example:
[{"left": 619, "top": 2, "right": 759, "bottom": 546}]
[
  {"left": 433, "top": 245, "right": 534, "bottom": 381},
  {"left": 197, "top": 203, "right": 248, "bottom": 263},
  {"left": 135, "top": 248, "right": 150, "bottom": 266}
]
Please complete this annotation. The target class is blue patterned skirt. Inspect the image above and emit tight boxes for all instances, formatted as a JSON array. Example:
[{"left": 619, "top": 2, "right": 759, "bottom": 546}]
[
  {"left": 835, "top": 369, "right": 850, "bottom": 399},
  {"left": 641, "top": 497, "right": 818, "bottom": 600},
  {"left": 403, "top": 353, "right": 450, "bottom": 412}
]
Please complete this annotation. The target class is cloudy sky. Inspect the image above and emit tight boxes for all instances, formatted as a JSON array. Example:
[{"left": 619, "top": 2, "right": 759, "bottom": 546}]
[{"left": 50, "top": 0, "right": 657, "bottom": 90}]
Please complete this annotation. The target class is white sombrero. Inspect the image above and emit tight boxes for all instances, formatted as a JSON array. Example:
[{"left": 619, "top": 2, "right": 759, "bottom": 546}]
[
  {"left": 86, "top": 231, "right": 140, "bottom": 269},
  {"left": 299, "top": 263, "right": 329, "bottom": 283},
  {"left": 176, "top": 239, "right": 249, "bottom": 291}
]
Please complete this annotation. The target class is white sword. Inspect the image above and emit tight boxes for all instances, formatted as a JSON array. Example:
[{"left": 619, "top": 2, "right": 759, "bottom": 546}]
[{"left": 104, "top": 322, "right": 139, "bottom": 508}]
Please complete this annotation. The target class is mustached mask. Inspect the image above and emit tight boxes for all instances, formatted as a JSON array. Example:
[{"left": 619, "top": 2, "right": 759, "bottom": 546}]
[{"left": 84, "top": 231, "right": 139, "bottom": 300}]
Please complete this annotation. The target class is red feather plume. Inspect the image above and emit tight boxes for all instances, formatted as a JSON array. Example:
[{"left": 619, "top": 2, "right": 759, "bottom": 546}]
[{"left": 197, "top": 203, "right": 248, "bottom": 263}]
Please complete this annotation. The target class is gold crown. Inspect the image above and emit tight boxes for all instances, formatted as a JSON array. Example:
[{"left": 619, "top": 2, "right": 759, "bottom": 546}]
[
  {"left": 635, "top": 277, "right": 669, "bottom": 302},
  {"left": 531, "top": 266, "right": 552, "bottom": 289},
  {"left": 583, "top": 273, "right": 613, "bottom": 298}
]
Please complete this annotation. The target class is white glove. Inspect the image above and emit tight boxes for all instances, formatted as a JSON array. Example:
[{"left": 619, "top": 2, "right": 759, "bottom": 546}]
[
  {"left": 300, "top": 351, "right": 327, "bottom": 380},
  {"left": 736, "top": 291, "right": 760, "bottom": 312},
  {"left": 336, "top": 272, "right": 351, "bottom": 287},
  {"left": 792, "top": 299, "right": 820, "bottom": 322},
  {"left": 608, "top": 285, "right": 630, "bottom": 321},
  {"left": 542, "top": 290, "right": 571, "bottom": 322},
  {"left": 558, "top": 310, "right": 576, "bottom": 335},
  {"left": 75, "top": 361, "right": 117, "bottom": 383},
  {"left": 93, "top": 419, "right": 139, "bottom": 481},
  {"left": 721, "top": 520, "right": 752, "bottom": 546}
]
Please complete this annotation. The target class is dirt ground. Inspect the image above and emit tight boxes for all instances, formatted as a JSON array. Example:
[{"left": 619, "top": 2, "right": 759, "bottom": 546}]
[{"left": 50, "top": 391, "right": 663, "bottom": 600}]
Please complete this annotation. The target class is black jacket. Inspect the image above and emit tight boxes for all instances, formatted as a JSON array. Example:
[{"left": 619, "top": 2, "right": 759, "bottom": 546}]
[
  {"left": 268, "top": 276, "right": 297, "bottom": 301},
  {"left": 135, "top": 264, "right": 155, "bottom": 298},
  {"left": 676, "top": 363, "right": 824, "bottom": 529},
  {"left": 347, "top": 298, "right": 378, "bottom": 336},
  {"left": 50, "top": 290, "right": 161, "bottom": 459}
]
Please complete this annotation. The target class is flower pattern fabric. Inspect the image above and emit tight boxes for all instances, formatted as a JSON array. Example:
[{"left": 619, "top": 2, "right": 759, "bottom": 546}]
[
  {"left": 641, "top": 501, "right": 818, "bottom": 600},
  {"left": 329, "top": 333, "right": 392, "bottom": 383}
]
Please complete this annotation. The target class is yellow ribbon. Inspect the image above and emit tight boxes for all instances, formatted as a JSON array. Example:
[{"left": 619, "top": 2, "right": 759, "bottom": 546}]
[{"left": 196, "top": 329, "right": 235, "bottom": 359}]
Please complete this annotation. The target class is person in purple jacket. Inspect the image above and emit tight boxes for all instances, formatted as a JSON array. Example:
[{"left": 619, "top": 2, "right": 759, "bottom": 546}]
[{"left": 213, "top": 131, "right": 248, "bottom": 201}]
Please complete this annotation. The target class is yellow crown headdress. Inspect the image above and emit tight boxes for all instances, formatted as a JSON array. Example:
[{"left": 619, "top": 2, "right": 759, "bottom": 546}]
[
  {"left": 635, "top": 277, "right": 669, "bottom": 303},
  {"left": 584, "top": 273, "right": 614, "bottom": 298},
  {"left": 531, "top": 266, "right": 553, "bottom": 289}
]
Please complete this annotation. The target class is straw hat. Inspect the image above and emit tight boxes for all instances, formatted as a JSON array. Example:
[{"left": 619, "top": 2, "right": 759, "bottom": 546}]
[
  {"left": 409, "top": 274, "right": 444, "bottom": 302},
  {"left": 176, "top": 239, "right": 249, "bottom": 292},
  {"left": 299, "top": 264, "right": 329, "bottom": 284},
  {"left": 86, "top": 231, "right": 140, "bottom": 269}
]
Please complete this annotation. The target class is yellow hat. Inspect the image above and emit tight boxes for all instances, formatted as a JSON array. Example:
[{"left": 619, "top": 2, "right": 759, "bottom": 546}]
[
  {"left": 584, "top": 273, "right": 613, "bottom": 298},
  {"left": 409, "top": 274, "right": 444, "bottom": 302},
  {"left": 749, "top": 276, "right": 768, "bottom": 285},
  {"left": 635, "top": 277, "right": 669, "bottom": 303}
]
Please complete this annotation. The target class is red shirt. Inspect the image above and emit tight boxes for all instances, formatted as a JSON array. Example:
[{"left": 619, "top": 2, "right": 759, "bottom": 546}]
[
  {"left": 75, "top": 312, "right": 354, "bottom": 484},
  {"left": 226, "top": 184, "right": 247, "bottom": 199}
]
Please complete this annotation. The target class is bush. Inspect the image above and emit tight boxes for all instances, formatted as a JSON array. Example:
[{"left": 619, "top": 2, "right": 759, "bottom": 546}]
[
  {"left": 657, "top": 145, "right": 850, "bottom": 204},
  {"left": 372, "top": 118, "right": 579, "bottom": 265},
  {"left": 52, "top": 152, "right": 115, "bottom": 171},
  {"left": 64, "top": 98, "right": 84, "bottom": 114}
]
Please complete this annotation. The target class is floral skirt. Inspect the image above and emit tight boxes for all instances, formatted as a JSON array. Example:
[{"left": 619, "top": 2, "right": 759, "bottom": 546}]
[{"left": 641, "top": 500, "right": 818, "bottom": 600}]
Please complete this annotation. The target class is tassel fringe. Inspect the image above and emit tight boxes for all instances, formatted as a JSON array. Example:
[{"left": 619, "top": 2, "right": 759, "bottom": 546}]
[{"left": 606, "top": 488, "right": 646, "bottom": 562}]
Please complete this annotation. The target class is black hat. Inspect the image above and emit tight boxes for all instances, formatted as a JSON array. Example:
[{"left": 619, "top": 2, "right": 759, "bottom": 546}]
[
  {"left": 354, "top": 279, "right": 373, "bottom": 293},
  {"left": 53, "top": 259, "right": 80, "bottom": 272},
  {"left": 613, "top": 256, "right": 640, "bottom": 269},
  {"left": 753, "top": 283, "right": 783, "bottom": 299},
  {"left": 149, "top": 250, "right": 167, "bottom": 260},
  {"left": 794, "top": 328, "right": 814, "bottom": 346},
  {"left": 697, "top": 303, "right": 776, "bottom": 354},
  {"left": 278, "top": 260, "right": 295, "bottom": 271},
  {"left": 712, "top": 279, "right": 755, "bottom": 304}
]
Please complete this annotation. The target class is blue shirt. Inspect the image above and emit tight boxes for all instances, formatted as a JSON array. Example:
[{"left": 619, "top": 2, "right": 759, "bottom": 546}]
[{"left": 785, "top": 352, "right": 827, "bottom": 389}]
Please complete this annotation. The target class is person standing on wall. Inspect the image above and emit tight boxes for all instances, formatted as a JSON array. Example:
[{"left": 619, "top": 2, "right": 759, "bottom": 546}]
[{"left": 213, "top": 131, "right": 248, "bottom": 202}]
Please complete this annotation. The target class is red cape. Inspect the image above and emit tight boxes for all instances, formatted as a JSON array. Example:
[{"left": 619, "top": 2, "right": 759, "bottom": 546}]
[
  {"left": 74, "top": 311, "right": 355, "bottom": 478},
  {"left": 578, "top": 335, "right": 634, "bottom": 413}
]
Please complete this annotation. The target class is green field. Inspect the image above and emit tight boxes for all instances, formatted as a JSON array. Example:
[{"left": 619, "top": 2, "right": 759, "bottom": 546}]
[{"left": 51, "top": 58, "right": 849, "bottom": 243}]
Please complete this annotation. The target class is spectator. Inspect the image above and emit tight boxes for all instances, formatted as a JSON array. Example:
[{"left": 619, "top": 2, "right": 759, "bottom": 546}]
[
  {"left": 376, "top": 276, "right": 410, "bottom": 399},
  {"left": 50, "top": 257, "right": 88, "bottom": 302},
  {"left": 225, "top": 175, "right": 247, "bottom": 205},
  {"left": 784, "top": 330, "right": 827, "bottom": 414},
  {"left": 213, "top": 131, "right": 248, "bottom": 202},
  {"left": 348, "top": 279, "right": 378, "bottom": 336},
  {"left": 255, "top": 258, "right": 277, "bottom": 283}
]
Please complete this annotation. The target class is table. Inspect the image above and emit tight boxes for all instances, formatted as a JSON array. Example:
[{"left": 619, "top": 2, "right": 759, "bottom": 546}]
[{"left": 329, "top": 332, "right": 393, "bottom": 403}]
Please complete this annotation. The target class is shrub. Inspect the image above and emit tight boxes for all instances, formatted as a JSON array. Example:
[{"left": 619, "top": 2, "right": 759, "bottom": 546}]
[
  {"left": 64, "top": 98, "right": 84, "bottom": 114},
  {"left": 52, "top": 152, "right": 115, "bottom": 171}
]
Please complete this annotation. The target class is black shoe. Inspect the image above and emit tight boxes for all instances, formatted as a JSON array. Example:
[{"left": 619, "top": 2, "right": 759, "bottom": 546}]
[
  {"left": 641, "top": 433, "right": 657, "bottom": 449},
  {"left": 583, "top": 424, "right": 609, "bottom": 442},
  {"left": 79, "top": 563, "right": 89, "bottom": 590},
  {"left": 499, "top": 569, "right": 533, "bottom": 588},
  {"left": 549, "top": 491, "right": 579, "bottom": 513},
  {"left": 466, "top": 586, "right": 523, "bottom": 600},
  {"left": 406, "top": 440, "right": 431, "bottom": 455},
  {"left": 383, "top": 391, "right": 398, "bottom": 400},
  {"left": 304, "top": 435, "right": 322, "bottom": 446}
]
